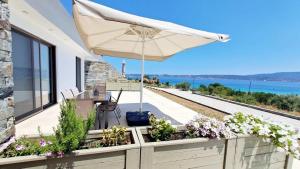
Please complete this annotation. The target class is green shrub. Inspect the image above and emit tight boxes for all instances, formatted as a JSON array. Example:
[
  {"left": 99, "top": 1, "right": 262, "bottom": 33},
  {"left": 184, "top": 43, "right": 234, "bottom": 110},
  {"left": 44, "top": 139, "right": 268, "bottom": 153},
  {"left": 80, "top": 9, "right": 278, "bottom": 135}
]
[
  {"left": 234, "top": 95, "right": 257, "bottom": 105},
  {"left": 252, "top": 92, "right": 275, "bottom": 105},
  {"left": 295, "top": 103, "right": 300, "bottom": 112},
  {"left": 101, "top": 126, "right": 128, "bottom": 147},
  {"left": 1, "top": 100, "right": 99, "bottom": 158},
  {"left": 196, "top": 83, "right": 300, "bottom": 113},
  {"left": 55, "top": 100, "right": 96, "bottom": 153},
  {"left": 175, "top": 82, "right": 191, "bottom": 91},
  {"left": 148, "top": 114, "right": 176, "bottom": 141},
  {"left": 198, "top": 84, "right": 208, "bottom": 94}
]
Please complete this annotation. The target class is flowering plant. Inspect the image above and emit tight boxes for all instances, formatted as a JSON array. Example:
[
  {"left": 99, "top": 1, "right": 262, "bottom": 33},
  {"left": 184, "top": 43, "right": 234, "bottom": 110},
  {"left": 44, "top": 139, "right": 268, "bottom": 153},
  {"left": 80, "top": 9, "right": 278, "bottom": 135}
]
[
  {"left": 148, "top": 114, "right": 176, "bottom": 141},
  {"left": 1, "top": 136, "right": 63, "bottom": 158},
  {"left": 225, "top": 112, "right": 300, "bottom": 159},
  {"left": 186, "top": 117, "right": 233, "bottom": 139},
  {"left": 1, "top": 100, "right": 95, "bottom": 158},
  {"left": 101, "top": 126, "right": 128, "bottom": 147}
]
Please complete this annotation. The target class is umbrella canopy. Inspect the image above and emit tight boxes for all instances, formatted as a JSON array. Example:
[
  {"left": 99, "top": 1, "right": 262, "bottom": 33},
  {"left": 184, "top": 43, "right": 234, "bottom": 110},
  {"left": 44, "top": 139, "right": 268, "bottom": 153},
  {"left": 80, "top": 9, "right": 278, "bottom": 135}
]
[{"left": 72, "top": 0, "right": 229, "bottom": 111}]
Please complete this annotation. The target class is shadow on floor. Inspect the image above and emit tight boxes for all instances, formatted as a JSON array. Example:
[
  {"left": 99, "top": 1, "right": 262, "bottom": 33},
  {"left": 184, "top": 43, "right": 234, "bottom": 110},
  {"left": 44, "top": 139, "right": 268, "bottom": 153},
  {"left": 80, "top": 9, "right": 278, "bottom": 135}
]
[{"left": 104, "top": 102, "right": 182, "bottom": 128}]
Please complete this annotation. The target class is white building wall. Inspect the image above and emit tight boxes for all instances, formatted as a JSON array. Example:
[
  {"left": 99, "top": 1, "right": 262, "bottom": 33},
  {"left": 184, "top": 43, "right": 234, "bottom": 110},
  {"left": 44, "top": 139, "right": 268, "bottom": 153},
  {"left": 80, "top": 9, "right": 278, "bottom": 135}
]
[{"left": 9, "top": 0, "right": 97, "bottom": 101}]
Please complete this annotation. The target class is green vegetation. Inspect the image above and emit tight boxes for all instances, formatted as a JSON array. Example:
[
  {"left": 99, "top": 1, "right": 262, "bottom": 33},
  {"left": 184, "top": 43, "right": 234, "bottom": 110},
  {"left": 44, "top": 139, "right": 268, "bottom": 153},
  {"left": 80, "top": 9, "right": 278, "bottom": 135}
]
[
  {"left": 55, "top": 101, "right": 96, "bottom": 153},
  {"left": 1, "top": 100, "right": 96, "bottom": 158},
  {"left": 198, "top": 83, "right": 300, "bottom": 114},
  {"left": 143, "top": 75, "right": 171, "bottom": 88},
  {"left": 175, "top": 82, "right": 191, "bottom": 91},
  {"left": 101, "top": 126, "right": 128, "bottom": 147},
  {"left": 225, "top": 112, "right": 300, "bottom": 159},
  {"left": 148, "top": 114, "right": 176, "bottom": 141},
  {"left": 1, "top": 101, "right": 132, "bottom": 158}
]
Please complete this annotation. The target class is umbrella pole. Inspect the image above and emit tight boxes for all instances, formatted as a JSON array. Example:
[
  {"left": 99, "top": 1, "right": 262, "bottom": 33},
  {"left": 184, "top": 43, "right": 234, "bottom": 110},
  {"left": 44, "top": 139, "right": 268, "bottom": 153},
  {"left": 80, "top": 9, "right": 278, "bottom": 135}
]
[{"left": 139, "top": 34, "right": 145, "bottom": 112}]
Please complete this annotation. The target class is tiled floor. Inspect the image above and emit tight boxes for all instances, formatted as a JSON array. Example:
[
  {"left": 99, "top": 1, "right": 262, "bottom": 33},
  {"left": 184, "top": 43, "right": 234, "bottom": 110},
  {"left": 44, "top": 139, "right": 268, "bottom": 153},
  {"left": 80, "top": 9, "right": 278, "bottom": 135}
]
[{"left": 15, "top": 88, "right": 199, "bottom": 137}]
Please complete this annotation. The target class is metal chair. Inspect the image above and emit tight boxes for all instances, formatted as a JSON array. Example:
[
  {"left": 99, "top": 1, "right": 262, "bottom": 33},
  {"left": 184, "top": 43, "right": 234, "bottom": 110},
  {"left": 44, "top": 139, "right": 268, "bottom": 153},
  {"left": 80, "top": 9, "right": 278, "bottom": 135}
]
[
  {"left": 93, "top": 84, "right": 106, "bottom": 96},
  {"left": 61, "top": 89, "right": 74, "bottom": 101},
  {"left": 97, "top": 88, "right": 123, "bottom": 125},
  {"left": 70, "top": 87, "right": 81, "bottom": 97}
]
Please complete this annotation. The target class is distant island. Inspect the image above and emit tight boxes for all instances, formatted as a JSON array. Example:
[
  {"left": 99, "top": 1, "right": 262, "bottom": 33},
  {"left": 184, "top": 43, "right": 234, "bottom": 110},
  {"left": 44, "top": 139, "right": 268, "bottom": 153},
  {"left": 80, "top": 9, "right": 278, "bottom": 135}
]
[{"left": 128, "top": 72, "right": 300, "bottom": 82}]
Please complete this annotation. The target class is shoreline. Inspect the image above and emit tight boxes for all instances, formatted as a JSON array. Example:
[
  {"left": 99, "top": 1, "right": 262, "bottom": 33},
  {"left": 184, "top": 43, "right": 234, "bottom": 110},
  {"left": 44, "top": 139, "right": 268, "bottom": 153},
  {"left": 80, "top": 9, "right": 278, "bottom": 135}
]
[{"left": 128, "top": 75, "right": 300, "bottom": 95}]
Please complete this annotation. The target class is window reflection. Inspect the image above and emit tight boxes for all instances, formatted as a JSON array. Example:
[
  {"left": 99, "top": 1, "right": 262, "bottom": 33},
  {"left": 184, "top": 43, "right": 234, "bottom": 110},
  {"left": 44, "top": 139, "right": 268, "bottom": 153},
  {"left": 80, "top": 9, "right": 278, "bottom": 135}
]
[{"left": 12, "top": 30, "right": 55, "bottom": 120}]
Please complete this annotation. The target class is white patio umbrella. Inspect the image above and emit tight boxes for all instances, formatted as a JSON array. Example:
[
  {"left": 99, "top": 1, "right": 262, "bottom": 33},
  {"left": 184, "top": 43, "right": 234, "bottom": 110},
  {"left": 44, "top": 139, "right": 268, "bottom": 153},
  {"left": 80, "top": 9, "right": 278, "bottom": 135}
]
[{"left": 72, "top": 0, "right": 229, "bottom": 112}]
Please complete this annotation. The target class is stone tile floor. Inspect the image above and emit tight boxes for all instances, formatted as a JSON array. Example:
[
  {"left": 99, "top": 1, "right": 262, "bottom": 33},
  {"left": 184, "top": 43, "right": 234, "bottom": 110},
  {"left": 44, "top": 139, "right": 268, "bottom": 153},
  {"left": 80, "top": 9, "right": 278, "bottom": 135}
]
[{"left": 15, "top": 88, "right": 199, "bottom": 137}]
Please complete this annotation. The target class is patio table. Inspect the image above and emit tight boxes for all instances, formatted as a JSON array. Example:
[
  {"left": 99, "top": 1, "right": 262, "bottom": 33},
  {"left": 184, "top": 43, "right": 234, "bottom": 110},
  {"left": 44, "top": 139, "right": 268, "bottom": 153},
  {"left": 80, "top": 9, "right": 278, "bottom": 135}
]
[{"left": 75, "top": 91, "right": 111, "bottom": 129}]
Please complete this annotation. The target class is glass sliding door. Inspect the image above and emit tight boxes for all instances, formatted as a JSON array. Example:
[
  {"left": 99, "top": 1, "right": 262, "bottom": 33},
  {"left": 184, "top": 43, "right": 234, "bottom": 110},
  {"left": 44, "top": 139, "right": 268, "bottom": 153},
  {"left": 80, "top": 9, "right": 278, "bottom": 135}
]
[
  {"left": 33, "top": 41, "right": 42, "bottom": 108},
  {"left": 76, "top": 57, "right": 82, "bottom": 91},
  {"left": 12, "top": 29, "right": 56, "bottom": 121},
  {"left": 40, "top": 44, "right": 51, "bottom": 106},
  {"left": 12, "top": 31, "right": 35, "bottom": 117}
]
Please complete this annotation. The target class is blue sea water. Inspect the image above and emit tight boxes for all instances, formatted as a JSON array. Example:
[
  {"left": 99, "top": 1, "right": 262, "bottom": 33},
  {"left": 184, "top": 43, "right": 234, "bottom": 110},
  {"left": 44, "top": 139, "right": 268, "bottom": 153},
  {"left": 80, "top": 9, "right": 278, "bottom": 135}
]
[{"left": 127, "top": 75, "right": 300, "bottom": 95}]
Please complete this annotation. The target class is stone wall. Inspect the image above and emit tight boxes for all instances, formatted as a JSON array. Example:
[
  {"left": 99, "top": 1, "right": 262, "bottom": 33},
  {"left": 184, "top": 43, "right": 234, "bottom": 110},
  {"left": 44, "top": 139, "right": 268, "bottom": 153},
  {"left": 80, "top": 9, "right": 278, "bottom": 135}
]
[
  {"left": 0, "top": 0, "right": 14, "bottom": 143},
  {"left": 85, "top": 61, "right": 119, "bottom": 91}
]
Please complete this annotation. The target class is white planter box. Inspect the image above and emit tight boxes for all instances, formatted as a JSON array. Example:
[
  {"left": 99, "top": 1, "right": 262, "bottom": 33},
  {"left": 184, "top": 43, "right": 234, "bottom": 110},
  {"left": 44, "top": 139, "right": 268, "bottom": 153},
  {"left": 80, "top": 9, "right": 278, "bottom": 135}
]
[
  {"left": 136, "top": 126, "right": 237, "bottom": 169},
  {"left": 234, "top": 135, "right": 293, "bottom": 169},
  {"left": 0, "top": 128, "right": 140, "bottom": 169}
]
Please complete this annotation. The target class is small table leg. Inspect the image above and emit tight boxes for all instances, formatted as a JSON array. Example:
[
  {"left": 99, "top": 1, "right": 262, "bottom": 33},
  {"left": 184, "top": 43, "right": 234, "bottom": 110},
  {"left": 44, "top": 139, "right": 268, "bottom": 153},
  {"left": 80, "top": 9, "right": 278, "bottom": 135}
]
[
  {"left": 95, "top": 110, "right": 100, "bottom": 129},
  {"left": 104, "top": 111, "right": 108, "bottom": 129}
]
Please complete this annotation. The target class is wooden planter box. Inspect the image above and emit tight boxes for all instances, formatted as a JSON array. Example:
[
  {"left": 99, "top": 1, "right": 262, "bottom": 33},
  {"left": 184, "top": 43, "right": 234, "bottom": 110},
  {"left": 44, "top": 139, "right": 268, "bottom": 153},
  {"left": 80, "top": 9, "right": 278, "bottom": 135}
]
[
  {"left": 234, "top": 135, "right": 293, "bottom": 169},
  {"left": 0, "top": 128, "right": 140, "bottom": 169},
  {"left": 136, "top": 126, "right": 237, "bottom": 169}
]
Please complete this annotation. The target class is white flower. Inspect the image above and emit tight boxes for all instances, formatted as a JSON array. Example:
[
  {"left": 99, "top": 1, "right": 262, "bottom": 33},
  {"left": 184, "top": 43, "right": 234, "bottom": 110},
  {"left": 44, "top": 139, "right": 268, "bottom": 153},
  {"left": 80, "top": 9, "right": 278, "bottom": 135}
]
[
  {"left": 278, "top": 137, "right": 286, "bottom": 143},
  {"left": 166, "top": 120, "right": 171, "bottom": 124},
  {"left": 257, "top": 116, "right": 264, "bottom": 121},
  {"left": 295, "top": 151, "right": 300, "bottom": 160},
  {"left": 278, "top": 129, "right": 288, "bottom": 136},
  {"left": 203, "top": 121, "right": 212, "bottom": 130},
  {"left": 225, "top": 112, "right": 300, "bottom": 159},
  {"left": 291, "top": 139, "right": 299, "bottom": 148},
  {"left": 270, "top": 133, "right": 276, "bottom": 138},
  {"left": 276, "top": 147, "right": 285, "bottom": 152},
  {"left": 224, "top": 115, "right": 232, "bottom": 121},
  {"left": 262, "top": 138, "right": 271, "bottom": 143},
  {"left": 192, "top": 122, "right": 200, "bottom": 128},
  {"left": 258, "top": 125, "right": 271, "bottom": 136}
]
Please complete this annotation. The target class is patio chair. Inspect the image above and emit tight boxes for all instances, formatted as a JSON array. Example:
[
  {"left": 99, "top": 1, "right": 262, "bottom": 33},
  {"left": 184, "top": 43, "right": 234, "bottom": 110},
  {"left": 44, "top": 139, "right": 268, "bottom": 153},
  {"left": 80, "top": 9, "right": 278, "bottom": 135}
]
[
  {"left": 70, "top": 87, "right": 81, "bottom": 97},
  {"left": 97, "top": 88, "right": 123, "bottom": 125},
  {"left": 75, "top": 100, "right": 94, "bottom": 121},
  {"left": 61, "top": 89, "right": 74, "bottom": 101},
  {"left": 93, "top": 84, "right": 106, "bottom": 96}
]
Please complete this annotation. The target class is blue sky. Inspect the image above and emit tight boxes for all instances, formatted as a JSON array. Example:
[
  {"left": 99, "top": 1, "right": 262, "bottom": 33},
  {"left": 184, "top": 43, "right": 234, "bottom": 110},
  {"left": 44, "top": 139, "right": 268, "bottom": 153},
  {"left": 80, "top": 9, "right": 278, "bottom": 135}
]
[{"left": 61, "top": 0, "right": 300, "bottom": 75}]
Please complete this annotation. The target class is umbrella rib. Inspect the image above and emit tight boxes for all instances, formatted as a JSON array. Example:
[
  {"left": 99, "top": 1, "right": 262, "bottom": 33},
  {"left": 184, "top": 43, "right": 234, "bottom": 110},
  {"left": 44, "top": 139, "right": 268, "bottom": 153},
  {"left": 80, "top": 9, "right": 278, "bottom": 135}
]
[
  {"left": 88, "top": 28, "right": 127, "bottom": 37},
  {"left": 153, "top": 40, "right": 164, "bottom": 56},
  {"left": 165, "top": 37, "right": 184, "bottom": 50},
  {"left": 93, "top": 33, "right": 125, "bottom": 48},
  {"left": 131, "top": 36, "right": 140, "bottom": 53},
  {"left": 151, "top": 33, "right": 180, "bottom": 41}
]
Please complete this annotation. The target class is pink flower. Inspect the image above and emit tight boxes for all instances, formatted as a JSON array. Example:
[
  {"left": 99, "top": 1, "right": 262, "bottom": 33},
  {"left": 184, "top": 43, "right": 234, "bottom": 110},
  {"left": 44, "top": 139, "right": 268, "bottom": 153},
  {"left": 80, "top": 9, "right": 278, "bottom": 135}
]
[
  {"left": 15, "top": 145, "right": 24, "bottom": 151},
  {"left": 39, "top": 139, "right": 47, "bottom": 147},
  {"left": 57, "top": 151, "right": 64, "bottom": 158},
  {"left": 45, "top": 152, "right": 53, "bottom": 157}
]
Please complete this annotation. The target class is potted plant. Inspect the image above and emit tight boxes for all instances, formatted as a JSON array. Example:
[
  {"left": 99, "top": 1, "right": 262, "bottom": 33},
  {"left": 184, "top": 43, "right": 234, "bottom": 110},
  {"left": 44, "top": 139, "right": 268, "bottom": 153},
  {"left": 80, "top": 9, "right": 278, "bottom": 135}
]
[
  {"left": 0, "top": 101, "right": 140, "bottom": 169},
  {"left": 136, "top": 114, "right": 236, "bottom": 169},
  {"left": 225, "top": 112, "right": 298, "bottom": 169}
]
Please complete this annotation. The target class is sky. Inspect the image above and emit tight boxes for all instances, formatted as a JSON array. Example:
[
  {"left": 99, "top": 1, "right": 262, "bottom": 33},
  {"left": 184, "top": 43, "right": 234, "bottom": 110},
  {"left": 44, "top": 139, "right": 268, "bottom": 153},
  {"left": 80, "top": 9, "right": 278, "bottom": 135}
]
[{"left": 61, "top": 0, "right": 300, "bottom": 75}]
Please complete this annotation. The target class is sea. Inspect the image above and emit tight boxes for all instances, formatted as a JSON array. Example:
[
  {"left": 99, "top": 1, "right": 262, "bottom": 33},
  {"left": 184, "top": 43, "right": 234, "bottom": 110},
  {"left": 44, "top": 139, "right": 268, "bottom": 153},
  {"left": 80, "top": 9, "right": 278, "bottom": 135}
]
[{"left": 127, "top": 75, "right": 300, "bottom": 95}]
